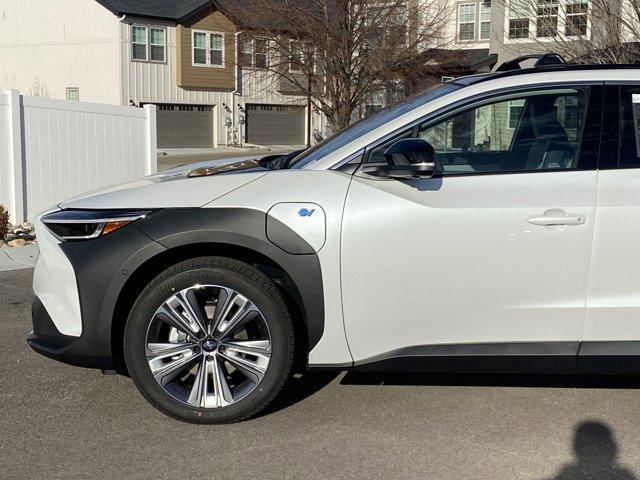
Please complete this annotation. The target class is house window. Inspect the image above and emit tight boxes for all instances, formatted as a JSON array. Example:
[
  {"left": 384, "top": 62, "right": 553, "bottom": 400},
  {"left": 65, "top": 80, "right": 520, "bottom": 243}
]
[
  {"left": 254, "top": 39, "right": 268, "bottom": 69},
  {"left": 289, "top": 42, "right": 303, "bottom": 72},
  {"left": 241, "top": 38, "right": 253, "bottom": 66},
  {"left": 509, "top": 0, "right": 530, "bottom": 38},
  {"left": 132, "top": 26, "right": 148, "bottom": 60},
  {"left": 537, "top": 0, "right": 558, "bottom": 37},
  {"left": 192, "top": 31, "right": 225, "bottom": 67},
  {"left": 149, "top": 28, "right": 166, "bottom": 61},
  {"left": 66, "top": 87, "right": 79, "bottom": 101},
  {"left": 131, "top": 25, "right": 166, "bottom": 62},
  {"left": 508, "top": 99, "right": 525, "bottom": 128},
  {"left": 210, "top": 33, "right": 224, "bottom": 65},
  {"left": 240, "top": 38, "right": 268, "bottom": 69},
  {"left": 480, "top": 2, "right": 492, "bottom": 39},
  {"left": 458, "top": 3, "right": 477, "bottom": 41},
  {"left": 566, "top": 0, "right": 588, "bottom": 36}
]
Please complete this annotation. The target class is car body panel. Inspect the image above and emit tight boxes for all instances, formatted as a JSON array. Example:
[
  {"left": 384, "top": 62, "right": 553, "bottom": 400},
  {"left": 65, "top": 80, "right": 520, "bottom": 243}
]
[
  {"left": 33, "top": 212, "right": 83, "bottom": 336},
  {"left": 209, "top": 170, "right": 354, "bottom": 366},
  {"left": 58, "top": 168, "right": 269, "bottom": 210},
  {"left": 585, "top": 168, "right": 640, "bottom": 342},
  {"left": 341, "top": 171, "right": 598, "bottom": 361}
]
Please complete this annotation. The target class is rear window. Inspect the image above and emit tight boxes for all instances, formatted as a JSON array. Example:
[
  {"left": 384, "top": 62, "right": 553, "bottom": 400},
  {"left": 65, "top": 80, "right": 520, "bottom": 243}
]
[{"left": 619, "top": 86, "right": 640, "bottom": 167}]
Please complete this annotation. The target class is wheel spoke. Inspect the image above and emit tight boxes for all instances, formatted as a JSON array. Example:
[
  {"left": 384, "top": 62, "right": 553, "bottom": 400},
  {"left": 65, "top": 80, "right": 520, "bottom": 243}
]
[
  {"left": 213, "top": 292, "right": 260, "bottom": 340},
  {"left": 147, "top": 342, "right": 196, "bottom": 357},
  {"left": 188, "top": 356, "right": 215, "bottom": 407},
  {"left": 156, "top": 298, "right": 202, "bottom": 338},
  {"left": 212, "top": 355, "right": 234, "bottom": 407},
  {"left": 158, "top": 288, "right": 208, "bottom": 336},
  {"left": 221, "top": 339, "right": 271, "bottom": 357},
  {"left": 218, "top": 347, "right": 269, "bottom": 385},
  {"left": 147, "top": 343, "right": 199, "bottom": 385},
  {"left": 210, "top": 287, "right": 235, "bottom": 333}
]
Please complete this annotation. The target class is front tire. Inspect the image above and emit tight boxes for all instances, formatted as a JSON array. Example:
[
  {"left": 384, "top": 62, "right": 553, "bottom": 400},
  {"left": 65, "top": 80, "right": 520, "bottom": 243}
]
[{"left": 124, "top": 256, "right": 294, "bottom": 423}]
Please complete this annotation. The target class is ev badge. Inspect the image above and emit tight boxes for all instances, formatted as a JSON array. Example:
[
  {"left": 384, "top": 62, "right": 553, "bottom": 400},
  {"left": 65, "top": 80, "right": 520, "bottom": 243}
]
[{"left": 298, "top": 208, "right": 316, "bottom": 217}]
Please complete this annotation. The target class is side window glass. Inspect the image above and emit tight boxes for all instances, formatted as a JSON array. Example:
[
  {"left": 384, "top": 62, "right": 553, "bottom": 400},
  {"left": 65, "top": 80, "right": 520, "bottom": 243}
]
[
  {"left": 418, "top": 88, "right": 589, "bottom": 175},
  {"left": 619, "top": 86, "right": 640, "bottom": 167},
  {"left": 366, "top": 129, "right": 413, "bottom": 164}
]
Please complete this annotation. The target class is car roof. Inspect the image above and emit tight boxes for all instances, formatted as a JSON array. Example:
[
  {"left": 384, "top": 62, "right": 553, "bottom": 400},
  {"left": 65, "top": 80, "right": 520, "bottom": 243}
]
[
  {"left": 451, "top": 63, "right": 640, "bottom": 87},
  {"left": 306, "top": 65, "right": 640, "bottom": 170}
]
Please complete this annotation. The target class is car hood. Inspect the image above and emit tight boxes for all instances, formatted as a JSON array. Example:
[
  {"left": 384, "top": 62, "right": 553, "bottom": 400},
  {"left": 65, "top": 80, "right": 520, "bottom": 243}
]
[{"left": 59, "top": 157, "right": 270, "bottom": 210}]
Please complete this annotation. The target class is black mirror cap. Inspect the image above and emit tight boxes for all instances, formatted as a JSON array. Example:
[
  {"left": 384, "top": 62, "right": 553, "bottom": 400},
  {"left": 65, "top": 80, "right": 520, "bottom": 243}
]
[
  {"left": 360, "top": 163, "right": 434, "bottom": 180},
  {"left": 383, "top": 138, "right": 436, "bottom": 166}
]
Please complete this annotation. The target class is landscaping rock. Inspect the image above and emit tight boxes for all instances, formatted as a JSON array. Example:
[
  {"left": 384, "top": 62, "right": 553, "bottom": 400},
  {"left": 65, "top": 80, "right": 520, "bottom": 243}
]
[
  {"left": 7, "top": 238, "right": 26, "bottom": 247},
  {"left": 5, "top": 232, "right": 36, "bottom": 242}
]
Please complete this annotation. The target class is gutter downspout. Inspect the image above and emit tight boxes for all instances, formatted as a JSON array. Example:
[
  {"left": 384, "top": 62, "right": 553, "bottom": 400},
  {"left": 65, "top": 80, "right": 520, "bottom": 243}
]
[
  {"left": 117, "top": 14, "right": 127, "bottom": 106},
  {"left": 233, "top": 30, "right": 242, "bottom": 146}
]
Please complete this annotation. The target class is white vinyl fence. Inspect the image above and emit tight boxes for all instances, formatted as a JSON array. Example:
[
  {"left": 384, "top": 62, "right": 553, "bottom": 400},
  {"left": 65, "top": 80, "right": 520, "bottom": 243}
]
[{"left": 0, "top": 89, "right": 157, "bottom": 223}]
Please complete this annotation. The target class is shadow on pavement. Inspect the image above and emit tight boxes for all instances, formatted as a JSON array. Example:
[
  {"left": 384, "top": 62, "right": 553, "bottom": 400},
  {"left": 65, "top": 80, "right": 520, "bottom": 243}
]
[
  {"left": 544, "top": 421, "right": 636, "bottom": 480},
  {"left": 340, "top": 372, "right": 640, "bottom": 389},
  {"left": 254, "top": 371, "right": 339, "bottom": 418}
]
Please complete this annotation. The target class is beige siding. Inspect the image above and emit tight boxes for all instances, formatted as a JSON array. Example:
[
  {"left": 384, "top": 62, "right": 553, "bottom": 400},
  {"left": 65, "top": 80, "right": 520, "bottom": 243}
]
[{"left": 176, "top": 10, "right": 236, "bottom": 89}]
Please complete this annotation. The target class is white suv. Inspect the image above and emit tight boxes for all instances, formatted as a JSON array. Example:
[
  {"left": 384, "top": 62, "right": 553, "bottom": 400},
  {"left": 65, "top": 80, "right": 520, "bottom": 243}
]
[{"left": 28, "top": 55, "right": 640, "bottom": 423}]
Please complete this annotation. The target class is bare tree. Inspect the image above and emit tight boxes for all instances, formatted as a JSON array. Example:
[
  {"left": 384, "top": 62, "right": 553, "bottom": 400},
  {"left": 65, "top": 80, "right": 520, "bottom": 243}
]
[
  {"left": 496, "top": 0, "right": 640, "bottom": 64},
  {"left": 222, "top": 0, "right": 456, "bottom": 131}
]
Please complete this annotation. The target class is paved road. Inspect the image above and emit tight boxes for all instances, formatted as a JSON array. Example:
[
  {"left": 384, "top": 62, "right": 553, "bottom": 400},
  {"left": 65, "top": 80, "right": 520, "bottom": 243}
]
[{"left": 3, "top": 269, "right": 640, "bottom": 480}]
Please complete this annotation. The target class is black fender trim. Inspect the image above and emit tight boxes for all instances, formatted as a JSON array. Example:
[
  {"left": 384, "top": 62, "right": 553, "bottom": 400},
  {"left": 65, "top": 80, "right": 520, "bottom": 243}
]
[
  {"left": 50, "top": 208, "right": 324, "bottom": 370},
  {"left": 350, "top": 341, "right": 640, "bottom": 375},
  {"left": 353, "top": 342, "right": 579, "bottom": 374},
  {"left": 578, "top": 341, "right": 640, "bottom": 375},
  {"left": 56, "top": 223, "right": 167, "bottom": 369},
  {"left": 137, "top": 208, "right": 325, "bottom": 349},
  {"left": 28, "top": 296, "right": 113, "bottom": 369}
]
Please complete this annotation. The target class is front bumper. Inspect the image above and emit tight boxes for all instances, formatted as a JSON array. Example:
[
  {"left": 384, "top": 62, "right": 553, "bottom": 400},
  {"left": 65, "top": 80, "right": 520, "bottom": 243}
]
[
  {"left": 28, "top": 213, "right": 166, "bottom": 371},
  {"left": 28, "top": 296, "right": 114, "bottom": 369}
]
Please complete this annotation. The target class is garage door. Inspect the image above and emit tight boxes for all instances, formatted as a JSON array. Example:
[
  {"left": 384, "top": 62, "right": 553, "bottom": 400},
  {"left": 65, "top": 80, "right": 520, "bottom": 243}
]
[
  {"left": 156, "top": 104, "right": 214, "bottom": 148},
  {"left": 246, "top": 104, "right": 306, "bottom": 145}
]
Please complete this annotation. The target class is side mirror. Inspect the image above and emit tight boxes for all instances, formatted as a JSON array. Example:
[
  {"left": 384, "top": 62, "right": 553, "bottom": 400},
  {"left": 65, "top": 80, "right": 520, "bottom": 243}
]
[{"left": 360, "top": 138, "right": 437, "bottom": 179}]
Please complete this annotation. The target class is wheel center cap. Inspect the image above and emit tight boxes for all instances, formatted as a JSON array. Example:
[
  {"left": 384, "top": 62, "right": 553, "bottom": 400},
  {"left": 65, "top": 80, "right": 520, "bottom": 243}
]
[{"left": 202, "top": 339, "right": 218, "bottom": 352}]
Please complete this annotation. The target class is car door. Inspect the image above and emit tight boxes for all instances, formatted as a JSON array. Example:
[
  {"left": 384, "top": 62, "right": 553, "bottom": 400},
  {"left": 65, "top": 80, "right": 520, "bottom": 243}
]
[
  {"left": 340, "top": 84, "right": 603, "bottom": 370},
  {"left": 581, "top": 84, "right": 640, "bottom": 373}
]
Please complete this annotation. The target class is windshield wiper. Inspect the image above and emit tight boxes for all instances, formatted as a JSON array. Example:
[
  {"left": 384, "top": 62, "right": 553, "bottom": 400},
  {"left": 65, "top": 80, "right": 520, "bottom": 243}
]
[{"left": 258, "top": 149, "right": 307, "bottom": 170}]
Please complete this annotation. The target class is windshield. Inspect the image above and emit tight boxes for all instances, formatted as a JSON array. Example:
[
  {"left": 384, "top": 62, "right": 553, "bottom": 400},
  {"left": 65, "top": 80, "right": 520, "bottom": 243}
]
[{"left": 289, "top": 83, "right": 461, "bottom": 168}]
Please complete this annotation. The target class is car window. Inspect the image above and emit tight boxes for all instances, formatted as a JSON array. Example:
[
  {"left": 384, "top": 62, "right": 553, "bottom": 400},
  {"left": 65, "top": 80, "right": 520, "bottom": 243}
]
[
  {"left": 289, "top": 82, "right": 460, "bottom": 169},
  {"left": 417, "top": 87, "right": 589, "bottom": 176},
  {"left": 366, "top": 129, "right": 414, "bottom": 164},
  {"left": 619, "top": 86, "right": 640, "bottom": 168}
]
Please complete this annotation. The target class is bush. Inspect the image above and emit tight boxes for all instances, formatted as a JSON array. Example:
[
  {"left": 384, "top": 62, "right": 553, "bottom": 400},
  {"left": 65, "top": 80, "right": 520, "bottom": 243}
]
[{"left": 0, "top": 205, "right": 9, "bottom": 240}]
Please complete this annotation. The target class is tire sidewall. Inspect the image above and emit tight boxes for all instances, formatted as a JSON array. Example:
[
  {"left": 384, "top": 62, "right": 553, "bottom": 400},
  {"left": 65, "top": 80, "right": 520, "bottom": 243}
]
[{"left": 124, "top": 260, "right": 293, "bottom": 423}]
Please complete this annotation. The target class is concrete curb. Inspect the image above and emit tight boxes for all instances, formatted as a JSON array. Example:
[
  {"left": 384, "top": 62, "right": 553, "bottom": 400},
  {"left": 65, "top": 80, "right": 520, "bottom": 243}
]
[{"left": 0, "top": 244, "right": 38, "bottom": 271}]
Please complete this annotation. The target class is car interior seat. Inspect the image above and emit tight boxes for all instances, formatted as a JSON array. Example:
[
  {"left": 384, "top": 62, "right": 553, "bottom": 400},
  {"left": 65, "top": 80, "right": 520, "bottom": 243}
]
[{"left": 525, "top": 97, "right": 575, "bottom": 170}]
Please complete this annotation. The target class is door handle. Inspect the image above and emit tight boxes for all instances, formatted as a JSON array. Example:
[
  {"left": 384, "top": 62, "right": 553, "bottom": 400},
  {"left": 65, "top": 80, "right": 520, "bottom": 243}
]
[{"left": 528, "top": 209, "right": 587, "bottom": 227}]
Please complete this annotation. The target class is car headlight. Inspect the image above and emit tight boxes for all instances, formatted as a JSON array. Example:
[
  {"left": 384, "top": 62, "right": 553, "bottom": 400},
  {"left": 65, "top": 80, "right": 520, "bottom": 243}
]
[{"left": 41, "top": 210, "right": 151, "bottom": 241}]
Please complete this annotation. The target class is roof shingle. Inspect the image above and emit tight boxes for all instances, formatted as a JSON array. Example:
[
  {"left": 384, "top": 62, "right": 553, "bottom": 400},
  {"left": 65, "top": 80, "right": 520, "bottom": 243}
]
[{"left": 96, "top": 0, "right": 211, "bottom": 21}]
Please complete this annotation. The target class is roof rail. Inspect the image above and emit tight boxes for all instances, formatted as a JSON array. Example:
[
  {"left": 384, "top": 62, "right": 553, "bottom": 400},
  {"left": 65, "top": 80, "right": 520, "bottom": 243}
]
[{"left": 495, "top": 53, "right": 567, "bottom": 72}]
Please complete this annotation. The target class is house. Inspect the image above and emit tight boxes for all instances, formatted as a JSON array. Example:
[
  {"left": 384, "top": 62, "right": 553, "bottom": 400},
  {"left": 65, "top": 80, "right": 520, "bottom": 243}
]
[
  {"left": 0, "top": 0, "right": 319, "bottom": 148},
  {"left": 0, "top": 0, "right": 608, "bottom": 149}
]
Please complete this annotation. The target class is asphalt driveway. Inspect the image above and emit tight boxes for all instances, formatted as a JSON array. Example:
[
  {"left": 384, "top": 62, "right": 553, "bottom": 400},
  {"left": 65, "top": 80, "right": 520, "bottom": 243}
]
[{"left": 3, "top": 268, "right": 640, "bottom": 480}]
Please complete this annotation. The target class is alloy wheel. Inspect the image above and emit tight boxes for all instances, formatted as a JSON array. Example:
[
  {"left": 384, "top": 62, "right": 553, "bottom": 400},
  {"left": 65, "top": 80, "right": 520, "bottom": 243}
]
[{"left": 145, "top": 285, "right": 272, "bottom": 408}]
